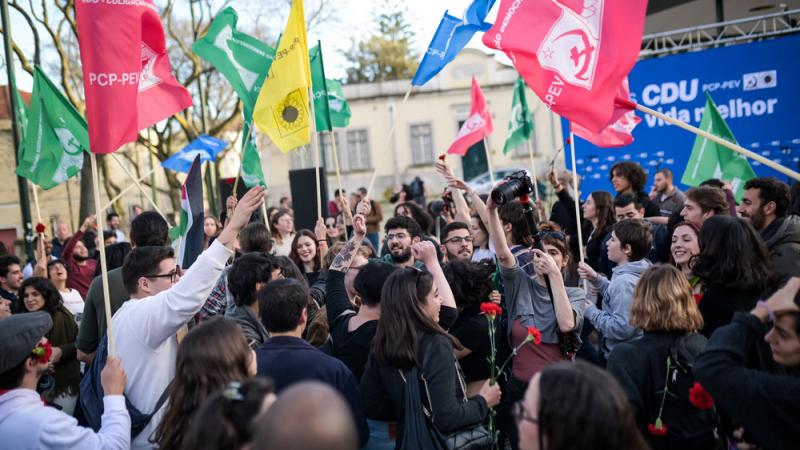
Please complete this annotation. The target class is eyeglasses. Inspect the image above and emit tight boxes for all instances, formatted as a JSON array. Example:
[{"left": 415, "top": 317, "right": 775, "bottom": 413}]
[
  {"left": 512, "top": 401, "right": 539, "bottom": 426},
  {"left": 385, "top": 233, "right": 409, "bottom": 241},
  {"left": 145, "top": 268, "right": 181, "bottom": 283},
  {"left": 444, "top": 236, "right": 474, "bottom": 245}
]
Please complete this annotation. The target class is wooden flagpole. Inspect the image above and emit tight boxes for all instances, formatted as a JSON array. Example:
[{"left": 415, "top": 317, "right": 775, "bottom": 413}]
[
  {"left": 307, "top": 87, "right": 322, "bottom": 220},
  {"left": 525, "top": 139, "right": 543, "bottom": 221},
  {"left": 29, "top": 181, "right": 42, "bottom": 226},
  {"left": 366, "top": 86, "right": 413, "bottom": 199},
  {"left": 110, "top": 153, "right": 171, "bottom": 224},
  {"left": 568, "top": 130, "right": 588, "bottom": 293},
  {"left": 89, "top": 153, "right": 115, "bottom": 356},
  {"left": 483, "top": 137, "right": 495, "bottom": 184},
  {"left": 100, "top": 167, "right": 157, "bottom": 212},
  {"left": 635, "top": 103, "right": 800, "bottom": 182}
]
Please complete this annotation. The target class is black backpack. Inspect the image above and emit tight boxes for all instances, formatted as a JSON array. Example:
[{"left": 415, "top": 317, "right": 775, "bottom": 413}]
[{"left": 79, "top": 335, "right": 171, "bottom": 439}]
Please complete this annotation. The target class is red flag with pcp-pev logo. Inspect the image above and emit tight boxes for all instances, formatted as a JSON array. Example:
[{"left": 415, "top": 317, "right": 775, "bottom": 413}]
[
  {"left": 447, "top": 76, "right": 494, "bottom": 156},
  {"left": 76, "top": 0, "right": 192, "bottom": 154},
  {"left": 571, "top": 77, "right": 642, "bottom": 147},
  {"left": 483, "top": 0, "right": 647, "bottom": 134}
]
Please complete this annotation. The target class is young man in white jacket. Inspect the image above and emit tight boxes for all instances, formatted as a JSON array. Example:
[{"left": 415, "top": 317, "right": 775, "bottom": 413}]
[
  {"left": 0, "top": 312, "right": 130, "bottom": 449},
  {"left": 112, "top": 186, "right": 265, "bottom": 449}
]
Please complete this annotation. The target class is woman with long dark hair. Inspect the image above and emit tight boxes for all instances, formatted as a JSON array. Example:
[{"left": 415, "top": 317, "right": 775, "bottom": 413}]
[
  {"left": 203, "top": 215, "right": 222, "bottom": 250},
  {"left": 692, "top": 216, "right": 771, "bottom": 337},
  {"left": 360, "top": 241, "right": 501, "bottom": 448},
  {"left": 269, "top": 208, "right": 296, "bottom": 256},
  {"left": 670, "top": 221, "right": 703, "bottom": 298},
  {"left": 608, "top": 265, "right": 715, "bottom": 449},
  {"left": 19, "top": 277, "right": 80, "bottom": 414},
  {"left": 289, "top": 225, "right": 328, "bottom": 286},
  {"left": 515, "top": 360, "right": 649, "bottom": 450},
  {"left": 582, "top": 191, "right": 616, "bottom": 274},
  {"left": 154, "top": 317, "right": 256, "bottom": 450}
]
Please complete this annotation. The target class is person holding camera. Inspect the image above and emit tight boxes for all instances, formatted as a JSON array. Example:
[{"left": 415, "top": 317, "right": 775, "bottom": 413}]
[{"left": 486, "top": 174, "right": 586, "bottom": 450}]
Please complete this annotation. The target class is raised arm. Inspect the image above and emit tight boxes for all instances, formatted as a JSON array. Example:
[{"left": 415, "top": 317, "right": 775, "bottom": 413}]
[
  {"left": 486, "top": 197, "right": 516, "bottom": 268},
  {"left": 412, "top": 240, "right": 456, "bottom": 311}
]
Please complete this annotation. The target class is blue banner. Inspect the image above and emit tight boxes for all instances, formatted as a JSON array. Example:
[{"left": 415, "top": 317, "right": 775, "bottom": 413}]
[
  {"left": 162, "top": 134, "right": 228, "bottom": 173},
  {"left": 412, "top": 0, "right": 496, "bottom": 86},
  {"left": 563, "top": 34, "right": 800, "bottom": 199}
]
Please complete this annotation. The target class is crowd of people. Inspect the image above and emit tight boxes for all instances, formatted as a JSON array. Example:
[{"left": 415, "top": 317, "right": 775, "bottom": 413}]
[{"left": 1, "top": 158, "right": 799, "bottom": 450}]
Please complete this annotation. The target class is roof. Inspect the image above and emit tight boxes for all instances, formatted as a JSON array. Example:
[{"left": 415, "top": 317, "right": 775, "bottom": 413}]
[{"left": 0, "top": 85, "right": 32, "bottom": 120}]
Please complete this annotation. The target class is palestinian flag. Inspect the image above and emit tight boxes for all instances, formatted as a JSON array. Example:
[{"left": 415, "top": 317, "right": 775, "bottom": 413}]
[{"left": 174, "top": 155, "right": 205, "bottom": 269}]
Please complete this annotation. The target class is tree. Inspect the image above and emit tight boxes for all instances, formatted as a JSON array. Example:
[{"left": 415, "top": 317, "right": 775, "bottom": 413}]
[{"left": 344, "top": 0, "right": 418, "bottom": 84}]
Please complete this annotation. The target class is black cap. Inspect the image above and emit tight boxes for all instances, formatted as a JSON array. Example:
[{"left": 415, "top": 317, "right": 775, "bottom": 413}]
[{"left": 0, "top": 312, "right": 52, "bottom": 374}]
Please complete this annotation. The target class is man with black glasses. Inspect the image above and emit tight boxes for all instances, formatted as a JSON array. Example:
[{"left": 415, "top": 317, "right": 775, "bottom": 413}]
[
  {"left": 440, "top": 221, "right": 474, "bottom": 262},
  {"left": 112, "top": 187, "right": 265, "bottom": 450}
]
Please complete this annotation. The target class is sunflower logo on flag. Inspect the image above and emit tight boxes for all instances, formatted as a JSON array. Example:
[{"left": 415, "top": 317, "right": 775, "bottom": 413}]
[{"left": 273, "top": 89, "right": 308, "bottom": 137}]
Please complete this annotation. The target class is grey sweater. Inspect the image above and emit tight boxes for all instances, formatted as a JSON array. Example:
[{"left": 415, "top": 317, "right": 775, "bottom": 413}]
[{"left": 585, "top": 259, "right": 650, "bottom": 356}]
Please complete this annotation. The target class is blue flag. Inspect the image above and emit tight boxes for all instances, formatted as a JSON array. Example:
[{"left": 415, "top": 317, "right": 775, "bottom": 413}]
[
  {"left": 411, "top": 0, "right": 496, "bottom": 86},
  {"left": 162, "top": 134, "right": 228, "bottom": 173}
]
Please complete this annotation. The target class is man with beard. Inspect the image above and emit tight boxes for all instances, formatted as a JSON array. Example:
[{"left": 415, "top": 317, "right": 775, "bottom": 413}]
[
  {"left": 0, "top": 255, "right": 23, "bottom": 313},
  {"left": 381, "top": 216, "right": 425, "bottom": 269},
  {"left": 739, "top": 177, "right": 800, "bottom": 282},
  {"left": 649, "top": 168, "right": 685, "bottom": 218},
  {"left": 61, "top": 215, "right": 99, "bottom": 298},
  {"left": 440, "top": 221, "right": 474, "bottom": 262}
]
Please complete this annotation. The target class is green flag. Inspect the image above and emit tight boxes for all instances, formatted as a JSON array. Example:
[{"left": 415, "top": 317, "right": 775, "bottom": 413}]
[
  {"left": 681, "top": 92, "right": 756, "bottom": 200},
  {"left": 310, "top": 43, "right": 351, "bottom": 131},
  {"left": 503, "top": 76, "right": 534, "bottom": 154},
  {"left": 326, "top": 78, "right": 351, "bottom": 128},
  {"left": 192, "top": 7, "right": 275, "bottom": 115},
  {"left": 240, "top": 120, "right": 266, "bottom": 188},
  {"left": 16, "top": 66, "right": 89, "bottom": 190}
]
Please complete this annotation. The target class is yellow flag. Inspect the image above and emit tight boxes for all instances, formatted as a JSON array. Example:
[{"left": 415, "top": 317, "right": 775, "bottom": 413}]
[{"left": 253, "top": 0, "right": 312, "bottom": 152}]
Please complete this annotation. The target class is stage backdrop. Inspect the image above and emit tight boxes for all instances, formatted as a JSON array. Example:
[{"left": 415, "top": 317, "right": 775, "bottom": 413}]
[{"left": 562, "top": 34, "right": 800, "bottom": 199}]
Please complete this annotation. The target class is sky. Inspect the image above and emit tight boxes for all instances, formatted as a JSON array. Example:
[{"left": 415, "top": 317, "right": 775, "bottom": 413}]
[{"left": 2, "top": 0, "right": 494, "bottom": 90}]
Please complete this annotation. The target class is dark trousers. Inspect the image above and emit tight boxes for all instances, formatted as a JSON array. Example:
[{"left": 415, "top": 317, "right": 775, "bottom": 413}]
[{"left": 506, "top": 375, "right": 529, "bottom": 450}]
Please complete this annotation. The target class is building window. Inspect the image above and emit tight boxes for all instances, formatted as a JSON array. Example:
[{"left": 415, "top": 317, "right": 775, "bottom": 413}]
[
  {"left": 289, "top": 146, "right": 315, "bottom": 170},
  {"left": 346, "top": 129, "right": 371, "bottom": 171},
  {"left": 321, "top": 131, "right": 343, "bottom": 174},
  {"left": 410, "top": 123, "right": 434, "bottom": 165}
]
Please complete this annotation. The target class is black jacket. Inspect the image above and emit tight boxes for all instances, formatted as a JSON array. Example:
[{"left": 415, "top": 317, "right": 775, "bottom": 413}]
[
  {"left": 608, "top": 331, "right": 716, "bottom": 450},
  {"left": 360, "top": 333, "right": 488, "bottom": 448},
  {"left": 695, "top": 313, "right": 800, "bottom": 450},
  {"left": 698, "top": 284, "right": 760, "bottom": 338}
]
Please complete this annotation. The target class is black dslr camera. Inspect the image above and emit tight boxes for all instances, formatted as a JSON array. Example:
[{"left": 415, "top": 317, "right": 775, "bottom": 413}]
[{"left": 491, "top": 170, "right": 535, "bottom": 205}]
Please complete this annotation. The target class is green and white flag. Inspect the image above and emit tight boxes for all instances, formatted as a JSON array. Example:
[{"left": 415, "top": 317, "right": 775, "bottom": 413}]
[
  {"left": 193, "top": 7, "right": 275, "bottom": 188},
  {"left": 310, "top": 43, "right": 351, "bottom": 131},
  {"left": 681, "top": 92, "right": 756, "bottom": 200},
  {"left": 192, "top": 7, "right": 275, "bottom": 114},
  {"left": 240, "top": 119, "right": 266, "bottom": 188},
  {"left": 16, "top": 66, "right": 89, "bottom": 190},
  {"left": 503, "top": 76, "right": 534, "bottom": 154}
]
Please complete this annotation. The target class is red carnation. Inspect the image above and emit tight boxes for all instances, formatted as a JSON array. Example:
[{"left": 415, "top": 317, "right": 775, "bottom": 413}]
[
  {"left": 565, "top": 137, "right": 571, "bottom": 145},
  {"left": 693, "top": 293, "right": 703, "bottom": 305},
  {"left": 688, "top": 382, "right": 714, "bottom": 410},
  {"left": 438, "top": 154, "right": 447, "bottom": 162},
  {"left": 31, "top": 342, "right": 53, "bottom": 364},
  {"left": 480, "top": 302, "right": 502, "bottom": 320},
  {"left": 35, "top": 223, "right": 46, "bottom": 234},
  {"left": 647, "top": 421, "right": 668, "bottom": 436},
  {"left": 526, "top": 326, "right": 542, "bottom": 345}
]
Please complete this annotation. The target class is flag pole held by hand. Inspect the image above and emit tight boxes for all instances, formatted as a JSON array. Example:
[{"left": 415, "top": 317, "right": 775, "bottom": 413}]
[
  {"left": 568, "top": 130, "right": 588, "bottom": 293},
  {"left": 366, "top": 86, "right": 413, "bottom": 199},
  {"left": 89, "top": 153, "right": 115, "bottom": 357}
]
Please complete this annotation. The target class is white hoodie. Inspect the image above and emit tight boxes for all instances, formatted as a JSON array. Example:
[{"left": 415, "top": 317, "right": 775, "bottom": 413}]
[{"left": 0, "top": 389, "right": 130, "bottom": 450}]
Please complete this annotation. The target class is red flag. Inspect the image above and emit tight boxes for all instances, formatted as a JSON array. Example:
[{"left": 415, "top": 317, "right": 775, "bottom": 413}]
[
  {"left": 571, "top": 78, "right": 641, "bottom": 147},
  {"left": 484, "top": 0, "right": 647, "bottom": 133},
  {"left": 76, "top": 0, "right": 192, "bottom": 154},
  {"left": 447, "top": 76, "right": 493, "bottom": 156}
]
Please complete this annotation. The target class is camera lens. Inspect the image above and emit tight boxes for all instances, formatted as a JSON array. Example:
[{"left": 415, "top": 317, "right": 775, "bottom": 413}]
[{"left": 491, "top": 178, "right": 522, "bottom": 205}]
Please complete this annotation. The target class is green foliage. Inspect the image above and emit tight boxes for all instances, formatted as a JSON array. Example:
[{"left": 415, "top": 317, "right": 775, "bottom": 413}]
[{"left": 344, "top": 1, "right": 419, "bottom": 83}]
